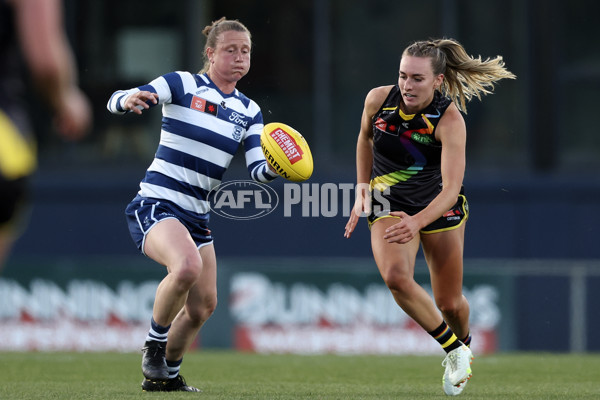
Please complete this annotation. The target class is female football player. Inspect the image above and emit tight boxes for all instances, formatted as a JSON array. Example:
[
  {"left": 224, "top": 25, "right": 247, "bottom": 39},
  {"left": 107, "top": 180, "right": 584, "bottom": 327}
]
[
  {"left": 344, "top": 38, "right": 515, "bottom": 396},
  {"left": 107, "top": 17, "right": 278, "bottom": 392}
]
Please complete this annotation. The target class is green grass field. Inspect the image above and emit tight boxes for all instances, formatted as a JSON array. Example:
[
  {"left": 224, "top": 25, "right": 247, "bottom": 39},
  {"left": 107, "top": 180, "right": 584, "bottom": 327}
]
[{"left": 0, "top": 351, "right": 598, "bottom": 399}]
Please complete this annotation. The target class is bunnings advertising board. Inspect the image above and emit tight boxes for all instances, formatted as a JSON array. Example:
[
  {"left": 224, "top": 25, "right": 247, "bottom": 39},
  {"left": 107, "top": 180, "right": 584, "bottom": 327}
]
[
  {"left": 226, "top": 259, "right": 506, "bottom": 355},
  {"left": 0, "top": 257, "right": 509, "bottom": 354}
]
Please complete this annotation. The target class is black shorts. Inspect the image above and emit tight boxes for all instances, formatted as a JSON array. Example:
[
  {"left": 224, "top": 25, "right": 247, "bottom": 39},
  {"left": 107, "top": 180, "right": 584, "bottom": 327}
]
[
  {"left": 0, "top": 175, "right": 30, "bottom": 227},
  {"left": 368, "top": 194, "right": 469, "bottom": 234}
]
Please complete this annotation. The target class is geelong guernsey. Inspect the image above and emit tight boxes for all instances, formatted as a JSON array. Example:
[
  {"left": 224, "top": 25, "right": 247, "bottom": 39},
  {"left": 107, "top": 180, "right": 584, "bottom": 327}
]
[
  {"left": 107, "top": 72, "right": 277, "bottom": 214},
  {"left": 371, "top": 86, "right": 452, "bottom": 212}
]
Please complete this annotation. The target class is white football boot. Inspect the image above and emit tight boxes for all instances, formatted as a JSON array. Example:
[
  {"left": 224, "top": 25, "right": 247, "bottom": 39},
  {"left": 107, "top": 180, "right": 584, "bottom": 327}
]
[
  {"left": 441, "top": 344, "right": 473, "bottom": 389},
  {"left": 442, "top": 365, "right": 469, "bottom": 396}
]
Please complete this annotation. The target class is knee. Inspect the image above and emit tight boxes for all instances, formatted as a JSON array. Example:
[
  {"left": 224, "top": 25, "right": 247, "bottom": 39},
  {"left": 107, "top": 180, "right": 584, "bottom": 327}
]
[
  {"left": 171, "top": 256, "right": 203, "bottom": 290},
  {"left": 436, "top": 296, "right": 463, "bottom": 318},
  {"left": 189, "top": 294, "right": 218, "bottom": 324},
  {"left": 381, "top": 266, "right": 414, "bottom": 295}
]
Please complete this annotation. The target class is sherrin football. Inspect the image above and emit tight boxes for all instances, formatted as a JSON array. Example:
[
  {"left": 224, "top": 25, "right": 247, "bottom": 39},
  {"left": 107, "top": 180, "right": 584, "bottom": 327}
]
[{"left": 260, "top": 122, "right": 313, "bottom": 182}]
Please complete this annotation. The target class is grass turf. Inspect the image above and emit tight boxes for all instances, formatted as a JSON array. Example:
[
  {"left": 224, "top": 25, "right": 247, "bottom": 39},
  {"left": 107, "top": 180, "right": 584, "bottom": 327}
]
[{"left": 0, "top": 351, "right": 599, "bottom": 399}]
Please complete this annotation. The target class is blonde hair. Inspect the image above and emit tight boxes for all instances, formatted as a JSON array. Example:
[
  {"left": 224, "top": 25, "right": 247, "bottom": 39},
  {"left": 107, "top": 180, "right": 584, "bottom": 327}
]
[
  {"left": 199, "top": 17, "right": 251, "bottom": 74},
  {"left": 403, "top": 38, "right": 516, "bottom": 113}
]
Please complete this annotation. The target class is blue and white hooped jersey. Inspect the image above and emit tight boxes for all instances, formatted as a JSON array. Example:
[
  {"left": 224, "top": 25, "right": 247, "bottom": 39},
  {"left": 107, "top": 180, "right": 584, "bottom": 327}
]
[{"left": 107, "top": 72, "right": 278, "bottom": 215}]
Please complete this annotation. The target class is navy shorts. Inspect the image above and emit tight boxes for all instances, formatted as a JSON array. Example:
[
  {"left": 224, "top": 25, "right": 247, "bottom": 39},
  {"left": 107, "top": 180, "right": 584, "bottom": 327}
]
[{"left": 125, "top": 195, "right": 213, "bottom": 255}]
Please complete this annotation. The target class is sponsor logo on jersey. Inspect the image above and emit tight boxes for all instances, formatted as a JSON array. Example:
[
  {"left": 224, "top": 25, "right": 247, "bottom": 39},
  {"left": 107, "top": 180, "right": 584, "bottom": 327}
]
[
  {"left": 374, "top": 117, "right": 399, "bottom": 136},
  {"left": 229, "top": 111, "right": 249, "bottom": 127},
  {"left": 374, "top": 118, "right": 387, "bottom": 132},
  {"left": 190, "top": 96, "right": 218, "bottom": 116},
  {"left": 443, "top": 209, "right": 462, "bottom": 221},
  {"left": 410, "top": 132, "right": 435, "bottom": 145}
]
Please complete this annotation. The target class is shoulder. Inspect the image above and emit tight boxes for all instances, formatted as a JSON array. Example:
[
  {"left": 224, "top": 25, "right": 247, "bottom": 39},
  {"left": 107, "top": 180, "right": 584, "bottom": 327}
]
[
  {"left": 437, "top": 102, "right": 466, "bottom": 144},
  {"left": 234, "top": 88, "right": 260, "bottom": 114},
  {"left": 364, "top": 85, "right": 394, "bottom": 114},
  {"left": 156, "top": 71, "right": 195, "bottom": 85},
  {"left": 365, "top": 85, "right": 394, "bottom": 105}
]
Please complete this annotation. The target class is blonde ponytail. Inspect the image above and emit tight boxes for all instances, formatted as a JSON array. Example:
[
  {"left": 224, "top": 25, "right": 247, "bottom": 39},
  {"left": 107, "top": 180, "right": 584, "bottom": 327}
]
[{"left": 403, "top": 38, "right": 516, "bottom": 113}]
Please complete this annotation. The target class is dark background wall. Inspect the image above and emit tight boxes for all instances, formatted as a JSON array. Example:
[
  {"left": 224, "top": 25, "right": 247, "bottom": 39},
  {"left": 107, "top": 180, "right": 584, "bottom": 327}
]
[{"left": 9, "top": 0, "right": 600, "bottom": 260}]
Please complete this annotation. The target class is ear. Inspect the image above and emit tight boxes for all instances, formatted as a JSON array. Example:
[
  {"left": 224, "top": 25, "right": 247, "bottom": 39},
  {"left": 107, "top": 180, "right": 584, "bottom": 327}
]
[
  {"left": 206, "top": 47, "right": 214, "bottom": 63},
  {"left": 435, "top": 74, "right": 444, "bottom": 89}
]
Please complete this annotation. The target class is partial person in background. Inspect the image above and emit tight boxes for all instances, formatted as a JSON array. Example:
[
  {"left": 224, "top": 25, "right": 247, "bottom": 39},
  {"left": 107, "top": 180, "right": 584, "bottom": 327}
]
[
  {"left": 344, "top": 38, "right": 515, "bottom": 396},
  {"left": 107, "top": 17, "right": 278, "bottom": 392},
  {"left": 0, "top": 0, "right": 92, "bottom": 271}
]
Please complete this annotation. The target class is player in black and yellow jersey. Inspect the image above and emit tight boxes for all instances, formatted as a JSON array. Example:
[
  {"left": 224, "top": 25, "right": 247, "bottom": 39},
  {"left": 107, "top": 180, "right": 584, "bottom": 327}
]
[
  {"left": 345, "top": 38, "right": 515, "bottom": 396},
  {"left": 0, "top": 0, "right": 90, "bottom": 271}
]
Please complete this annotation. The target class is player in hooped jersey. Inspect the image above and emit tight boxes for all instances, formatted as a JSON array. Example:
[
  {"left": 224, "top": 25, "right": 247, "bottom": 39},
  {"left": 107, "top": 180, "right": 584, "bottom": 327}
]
[
  {"left": 345, "top": 39, "right": 515, "bottom": 396},
  {"left": 107, "top": 18, "right": 278, "bottom": 392}
]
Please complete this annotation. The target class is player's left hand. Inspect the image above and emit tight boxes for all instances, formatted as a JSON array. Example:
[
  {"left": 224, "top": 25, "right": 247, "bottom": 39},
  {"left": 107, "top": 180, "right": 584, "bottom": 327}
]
[{"left": 382, "top": 211, "right": 419, "bottom": 244}]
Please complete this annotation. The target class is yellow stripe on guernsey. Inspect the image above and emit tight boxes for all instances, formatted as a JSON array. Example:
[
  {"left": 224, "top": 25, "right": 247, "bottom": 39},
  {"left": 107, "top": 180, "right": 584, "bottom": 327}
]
[
  {"left": 370, "top": 107, "right": 435, "bottom": 192},
  {"left": 398, "top": 107, "right": 416, "bottom": 120},
  {"left": 0, "top": 110, "right": 37, "bottom": 179},
  {"left": 370, "top": 168, "right": 419, "bottom": 192}
]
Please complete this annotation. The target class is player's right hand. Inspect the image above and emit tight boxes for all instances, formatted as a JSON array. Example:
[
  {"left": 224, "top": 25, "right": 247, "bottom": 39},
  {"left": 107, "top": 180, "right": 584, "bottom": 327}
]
[
  {"left": 124, "top": 91, "right": 159, "bottom": 114},
  {"left": 344, "top": 183, "right": 371, "bottom": 238}
]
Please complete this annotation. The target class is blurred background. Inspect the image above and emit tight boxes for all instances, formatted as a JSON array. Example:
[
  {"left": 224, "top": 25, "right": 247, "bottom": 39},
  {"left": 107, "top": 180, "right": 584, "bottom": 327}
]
[{"left": 2, "top": 0, "right": 599, "bottom": 354}]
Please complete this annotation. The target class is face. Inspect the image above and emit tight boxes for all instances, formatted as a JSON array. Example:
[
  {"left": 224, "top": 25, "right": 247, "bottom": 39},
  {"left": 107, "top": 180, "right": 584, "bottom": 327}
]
[
  {"left": 398, "top": 55, "right": 443, "bottom": 113},
  {"left": 207, "top": 30, "right": 251, "bottom": 84}
]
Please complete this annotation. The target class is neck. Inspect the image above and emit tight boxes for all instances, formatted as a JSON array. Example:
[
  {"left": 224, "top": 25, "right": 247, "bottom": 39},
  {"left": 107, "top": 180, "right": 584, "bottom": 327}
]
[{"left": 205, "top": 71, "right": 236, "bottom": 94}]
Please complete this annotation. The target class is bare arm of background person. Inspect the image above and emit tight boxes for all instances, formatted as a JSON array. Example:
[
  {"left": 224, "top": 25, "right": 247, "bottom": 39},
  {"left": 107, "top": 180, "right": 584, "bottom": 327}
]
[{"left": 12, "top": 0, "right": 91, "bottom": 139}]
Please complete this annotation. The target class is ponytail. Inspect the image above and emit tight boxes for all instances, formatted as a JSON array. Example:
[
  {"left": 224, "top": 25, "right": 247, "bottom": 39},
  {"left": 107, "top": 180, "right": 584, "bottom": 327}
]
[{"left": 403, "top": 38, "right": 516, "bottom": 113}]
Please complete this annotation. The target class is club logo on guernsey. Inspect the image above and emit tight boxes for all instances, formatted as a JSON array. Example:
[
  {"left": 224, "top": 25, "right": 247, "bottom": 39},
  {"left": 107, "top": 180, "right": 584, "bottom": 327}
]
[
  {"left": 191, "top": 96, "right": 218, "bottom": 116},
  {"left": 232, "top": 126, "right": 243, "bottom": 141}
]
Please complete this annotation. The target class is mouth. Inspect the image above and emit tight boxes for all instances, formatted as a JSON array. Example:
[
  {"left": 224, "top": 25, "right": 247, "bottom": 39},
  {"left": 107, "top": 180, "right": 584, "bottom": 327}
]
[{"left": 404, "top": 93, "right": 416, "bottom": 99}]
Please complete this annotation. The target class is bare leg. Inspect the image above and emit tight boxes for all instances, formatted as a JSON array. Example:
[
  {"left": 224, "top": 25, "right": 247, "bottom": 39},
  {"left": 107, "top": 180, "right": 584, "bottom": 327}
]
[
  {"left": 166, "top": 244, "right": 217, "bottom": 361},
  {"left": 144, "top": 219, "right": 206, "bottom": 327},
  {"left": 422, "top": 224, "right": 470, "bottom": 340},
  {"left": 370, "top": 218, "right": 443, "bottom": 331}
]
